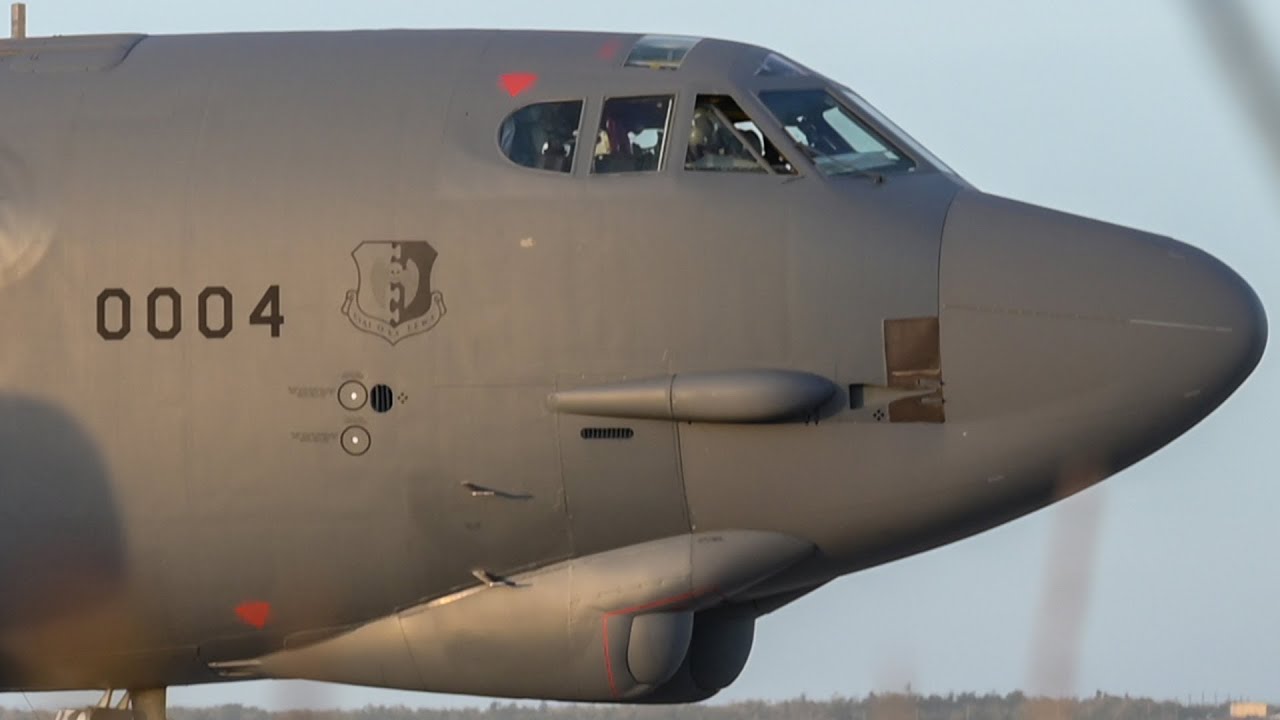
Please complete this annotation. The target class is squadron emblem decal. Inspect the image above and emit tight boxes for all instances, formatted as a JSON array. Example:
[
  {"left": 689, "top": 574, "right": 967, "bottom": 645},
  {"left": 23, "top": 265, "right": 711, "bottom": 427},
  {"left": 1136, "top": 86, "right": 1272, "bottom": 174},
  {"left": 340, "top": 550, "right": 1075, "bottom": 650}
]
[{"left": 342, "top": 241, "right": 446, "bottom": 345}]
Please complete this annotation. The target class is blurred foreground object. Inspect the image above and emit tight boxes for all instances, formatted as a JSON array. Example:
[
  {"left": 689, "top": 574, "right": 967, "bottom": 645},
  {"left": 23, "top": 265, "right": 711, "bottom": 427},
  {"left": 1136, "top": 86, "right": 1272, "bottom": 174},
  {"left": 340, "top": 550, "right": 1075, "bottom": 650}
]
[{"left": 1188, "top": 0, "right": 1280, "bottom": 184}]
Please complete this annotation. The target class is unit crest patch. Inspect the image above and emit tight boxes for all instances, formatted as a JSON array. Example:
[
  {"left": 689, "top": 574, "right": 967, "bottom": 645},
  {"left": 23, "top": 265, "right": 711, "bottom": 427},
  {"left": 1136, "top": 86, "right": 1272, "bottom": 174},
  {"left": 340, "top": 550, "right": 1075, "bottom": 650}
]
[{"left": 342, "top": 241, "right": 446, "bottom": 345}]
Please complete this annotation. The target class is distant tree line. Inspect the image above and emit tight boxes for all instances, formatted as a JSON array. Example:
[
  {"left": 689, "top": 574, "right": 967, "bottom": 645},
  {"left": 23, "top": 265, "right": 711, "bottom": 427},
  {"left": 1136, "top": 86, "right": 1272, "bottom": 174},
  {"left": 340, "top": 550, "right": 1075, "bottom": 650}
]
[{"left": 0, "top": 693, "right": 1260, "bottom": 720}]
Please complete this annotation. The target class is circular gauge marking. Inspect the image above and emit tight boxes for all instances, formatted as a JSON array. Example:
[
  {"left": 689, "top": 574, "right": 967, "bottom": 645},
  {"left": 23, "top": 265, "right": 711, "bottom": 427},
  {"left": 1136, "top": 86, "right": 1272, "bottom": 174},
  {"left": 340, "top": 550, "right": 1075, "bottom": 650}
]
[
  {"left": 371, "top": 384, "right": 394, "bottom": 413},
  {"left": 338, "top": 381, "right": 368, "bottom": 411},
  {"left": 342, "top": 426, "right": 371, "bottom": 456}
]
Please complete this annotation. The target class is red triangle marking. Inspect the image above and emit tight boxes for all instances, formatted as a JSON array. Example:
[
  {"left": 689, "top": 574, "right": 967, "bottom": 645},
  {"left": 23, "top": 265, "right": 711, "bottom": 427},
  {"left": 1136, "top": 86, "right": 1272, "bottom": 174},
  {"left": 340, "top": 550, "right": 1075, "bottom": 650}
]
[
  {"left": 598, "top": 38, "right": 623, "bottom": 60},
  {"left": 235, "top": 601, "right": 272, "bottom": 630},
  {"left": 499, "top": 72, "right": 538, "bottom": 98}
]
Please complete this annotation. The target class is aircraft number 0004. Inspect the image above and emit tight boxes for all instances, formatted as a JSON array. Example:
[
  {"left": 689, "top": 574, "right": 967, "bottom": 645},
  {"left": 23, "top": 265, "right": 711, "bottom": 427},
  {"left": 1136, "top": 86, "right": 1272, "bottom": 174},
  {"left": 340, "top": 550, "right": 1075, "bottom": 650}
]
[{"left": 96, "top": 286, "right": 284, "bottom": 341}]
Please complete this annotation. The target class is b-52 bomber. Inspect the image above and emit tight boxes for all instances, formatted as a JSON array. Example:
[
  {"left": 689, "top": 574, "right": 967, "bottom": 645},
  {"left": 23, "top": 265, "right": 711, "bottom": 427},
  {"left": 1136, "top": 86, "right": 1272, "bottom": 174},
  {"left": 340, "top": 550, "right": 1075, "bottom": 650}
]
[{"left": 0, "top": 22, "right": 1266, "bottom": 719}]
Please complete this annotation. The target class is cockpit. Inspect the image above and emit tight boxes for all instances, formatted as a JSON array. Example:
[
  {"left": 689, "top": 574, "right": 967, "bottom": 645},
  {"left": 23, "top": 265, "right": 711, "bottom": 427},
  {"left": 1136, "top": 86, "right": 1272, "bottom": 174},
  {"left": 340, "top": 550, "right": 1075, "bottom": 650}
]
[{"left": 494, "top": 35, "right": 951, "bottom": 181}]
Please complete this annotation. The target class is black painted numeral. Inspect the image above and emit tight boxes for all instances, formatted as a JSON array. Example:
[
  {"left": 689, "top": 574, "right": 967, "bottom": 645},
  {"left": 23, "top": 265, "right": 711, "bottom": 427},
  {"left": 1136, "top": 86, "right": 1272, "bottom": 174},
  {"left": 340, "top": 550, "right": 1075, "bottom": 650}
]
[
  {"left": 198, "top": 286, "right": 233, "bottom": 339},
  {"left": 97, "top": 289, "right": 131, "bottom": 341},
  {"left": 249, "top": 285, "right": 284, "bottom": 338},
  {"left": 147, "top": 288, "right": 182, "bottom": 340},
  {"left": 97, "top": 285, "right": 282, "bottom": 341}
]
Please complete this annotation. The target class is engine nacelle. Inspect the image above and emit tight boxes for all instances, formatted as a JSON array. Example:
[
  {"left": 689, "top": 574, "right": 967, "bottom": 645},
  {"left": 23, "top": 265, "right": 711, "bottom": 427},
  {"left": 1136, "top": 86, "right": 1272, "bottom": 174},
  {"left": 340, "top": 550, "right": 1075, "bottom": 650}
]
[
  {"left": 221, "top": 531, "right": 810, "bottom": 702},
  {"left": 635, "top": 608, "right": 756, "bottom": 704}
]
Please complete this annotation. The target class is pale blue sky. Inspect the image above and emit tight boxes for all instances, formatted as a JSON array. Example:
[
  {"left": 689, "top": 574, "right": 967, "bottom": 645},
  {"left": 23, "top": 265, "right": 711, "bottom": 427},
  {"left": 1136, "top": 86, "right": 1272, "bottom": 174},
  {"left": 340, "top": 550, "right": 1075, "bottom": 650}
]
[{"left": 7, "top": 0, "right": 1280, "bottom": 711}]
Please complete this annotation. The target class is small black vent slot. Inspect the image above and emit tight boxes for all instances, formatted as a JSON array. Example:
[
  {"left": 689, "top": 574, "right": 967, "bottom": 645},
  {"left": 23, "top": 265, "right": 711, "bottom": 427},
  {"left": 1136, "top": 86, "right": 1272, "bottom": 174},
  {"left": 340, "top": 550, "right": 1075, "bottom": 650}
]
[
  {"left": 370, "top": 384, "right": 394, "bottom": 413},
  {"left": 849, "top": 384, "right": 866, "bottom": 410},
  {"left": 581, "top": 427, "right": 635, "bottom": 440}
]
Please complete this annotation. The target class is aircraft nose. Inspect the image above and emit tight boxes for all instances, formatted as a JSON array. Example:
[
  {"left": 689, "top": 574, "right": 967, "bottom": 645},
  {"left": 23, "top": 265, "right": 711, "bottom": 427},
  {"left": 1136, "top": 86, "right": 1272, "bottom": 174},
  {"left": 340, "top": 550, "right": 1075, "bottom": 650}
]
[{"left": 939, "top": 190, "right": 1266, "bottom": 474}]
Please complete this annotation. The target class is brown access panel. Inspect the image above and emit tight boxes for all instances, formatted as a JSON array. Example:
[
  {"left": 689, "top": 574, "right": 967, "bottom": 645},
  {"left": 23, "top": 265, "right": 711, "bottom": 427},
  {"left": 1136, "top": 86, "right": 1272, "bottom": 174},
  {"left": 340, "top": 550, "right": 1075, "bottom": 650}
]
[{"left": 884, "top": 316, "right": 945, "bottom": 423}]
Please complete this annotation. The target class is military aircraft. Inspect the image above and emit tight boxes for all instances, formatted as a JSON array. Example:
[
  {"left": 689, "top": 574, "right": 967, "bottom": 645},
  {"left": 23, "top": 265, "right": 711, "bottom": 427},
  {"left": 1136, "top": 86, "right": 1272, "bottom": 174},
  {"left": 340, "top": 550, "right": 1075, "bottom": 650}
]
[{"left": 0, "top": 18, "right": 1267, "bottom": 720}]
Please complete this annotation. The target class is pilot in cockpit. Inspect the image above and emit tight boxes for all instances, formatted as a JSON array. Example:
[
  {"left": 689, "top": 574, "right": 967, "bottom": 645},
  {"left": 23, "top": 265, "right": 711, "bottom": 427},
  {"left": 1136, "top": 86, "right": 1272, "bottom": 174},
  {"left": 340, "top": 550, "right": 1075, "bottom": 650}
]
[
  {"left": 685, "top": 99, "right": 768, "bottom": 173},
  {"left": 593, "top": 97, "right": 669, "bottom": 173},
  {"left": 687, "top": 105, "right": 735, "bottom": 164}
]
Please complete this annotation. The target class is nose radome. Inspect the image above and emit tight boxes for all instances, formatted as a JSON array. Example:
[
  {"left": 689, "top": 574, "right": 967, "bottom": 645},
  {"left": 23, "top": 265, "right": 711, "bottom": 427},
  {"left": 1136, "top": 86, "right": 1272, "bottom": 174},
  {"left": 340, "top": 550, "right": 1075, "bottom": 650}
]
[{"left": 939, "top": 190, "right": 1266, "bottom": 471}]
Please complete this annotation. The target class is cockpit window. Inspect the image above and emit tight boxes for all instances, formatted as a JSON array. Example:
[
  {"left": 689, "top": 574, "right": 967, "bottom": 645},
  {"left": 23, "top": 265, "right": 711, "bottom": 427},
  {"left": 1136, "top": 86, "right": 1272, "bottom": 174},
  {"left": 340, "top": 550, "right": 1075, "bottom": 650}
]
[
  {"left": 837, "top": 87, "right": 956, "bottom": 175},
  {"left": 758, "top": 89, "right": 916, "bottom": 176},
  {"left": 498, "top": 100, "right": 584, "bottom": 173},
  {"left": 624, "top": 35, "right": 701, "bottom": 70},
  {"left": 592, "top": 95, "right": 673, "bottom": 174},
  {"left": 755, "top": 53, "right": 808, "bottom": 78},
  {"left": 686, "top": 94, "right": 796, "bottom": 175}
]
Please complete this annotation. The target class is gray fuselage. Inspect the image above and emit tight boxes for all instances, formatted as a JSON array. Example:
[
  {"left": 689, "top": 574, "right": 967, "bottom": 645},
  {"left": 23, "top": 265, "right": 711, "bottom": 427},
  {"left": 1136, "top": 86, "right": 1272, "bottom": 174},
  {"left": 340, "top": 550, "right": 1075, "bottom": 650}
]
[{"left": 0, "top": 29, "right": 1265, "bottom": 700}]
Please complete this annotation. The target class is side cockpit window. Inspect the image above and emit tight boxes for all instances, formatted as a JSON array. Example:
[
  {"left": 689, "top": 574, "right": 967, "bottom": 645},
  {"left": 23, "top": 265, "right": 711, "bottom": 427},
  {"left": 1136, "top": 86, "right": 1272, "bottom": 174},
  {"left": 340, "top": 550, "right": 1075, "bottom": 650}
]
[
  {"left": 499, "top": 100, "right": 584, "bottom": 173},
  {"left": 686, "top": 95, "right": 796, "bottom": 175},
  {"left": 592, "top": 95, "right": 673, "bottom": 174}
]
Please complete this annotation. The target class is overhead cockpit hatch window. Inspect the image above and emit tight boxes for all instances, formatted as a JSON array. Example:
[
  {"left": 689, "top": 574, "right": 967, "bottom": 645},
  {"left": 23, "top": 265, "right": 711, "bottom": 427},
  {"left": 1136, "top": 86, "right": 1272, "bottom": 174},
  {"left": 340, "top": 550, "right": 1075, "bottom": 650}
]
[
  {"left": 686, "top": 95, "right": 796, "bottom": 175},
  {"left": 624, "top": 35, "right": 702, "bottom": 70},
  {"left": 499, "top": 100, "right": 584, "bottom": 173},
  {"left": 755, "top": 53, "right": 809, "bottom": 78}
]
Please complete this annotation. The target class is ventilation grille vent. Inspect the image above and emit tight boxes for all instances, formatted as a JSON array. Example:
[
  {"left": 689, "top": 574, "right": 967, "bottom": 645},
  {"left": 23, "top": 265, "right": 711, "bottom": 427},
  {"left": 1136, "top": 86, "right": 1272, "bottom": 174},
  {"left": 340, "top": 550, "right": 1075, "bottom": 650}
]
[
  {"left": 370, "top": 384, "right": 394, "bottom": 413},
  {"left": 580, "top": 427, "right": 635, "bottom": 440}
]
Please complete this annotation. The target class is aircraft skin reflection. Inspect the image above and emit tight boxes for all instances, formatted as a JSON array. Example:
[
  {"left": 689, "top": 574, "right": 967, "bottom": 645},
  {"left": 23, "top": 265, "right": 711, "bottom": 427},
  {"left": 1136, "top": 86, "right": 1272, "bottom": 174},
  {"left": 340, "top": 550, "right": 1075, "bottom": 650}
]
[{"left": 0, "top": 27, "right": 1265, "bottom": 708}]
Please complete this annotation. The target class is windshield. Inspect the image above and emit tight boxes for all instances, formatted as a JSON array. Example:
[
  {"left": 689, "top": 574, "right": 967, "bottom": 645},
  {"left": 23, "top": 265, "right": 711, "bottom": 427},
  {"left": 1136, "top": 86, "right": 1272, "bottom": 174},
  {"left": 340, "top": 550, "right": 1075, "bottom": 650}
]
[
  {"left": 837, "top": 86, "right": 957, "bottom": 176},
  {"left": 758, "top": 89, "right": 916, "bottom": 177}
]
